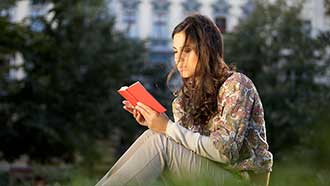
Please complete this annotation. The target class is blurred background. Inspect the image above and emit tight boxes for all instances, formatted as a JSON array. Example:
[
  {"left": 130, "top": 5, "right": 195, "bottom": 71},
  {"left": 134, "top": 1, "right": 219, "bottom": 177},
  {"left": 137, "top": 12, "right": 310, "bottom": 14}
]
[{"left": 0, "top": 0, "right": 329, "bottom": 185}]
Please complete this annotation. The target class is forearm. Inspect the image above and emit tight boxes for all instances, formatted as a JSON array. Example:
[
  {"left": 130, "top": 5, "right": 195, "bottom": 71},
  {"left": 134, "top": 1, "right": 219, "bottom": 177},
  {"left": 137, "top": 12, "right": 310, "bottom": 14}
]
[
  {"left": 165, "top": 120, "right": 230, "bottom": 164},
  {"left": 148, "top": 120, "right": 168, "bottom": 134}
]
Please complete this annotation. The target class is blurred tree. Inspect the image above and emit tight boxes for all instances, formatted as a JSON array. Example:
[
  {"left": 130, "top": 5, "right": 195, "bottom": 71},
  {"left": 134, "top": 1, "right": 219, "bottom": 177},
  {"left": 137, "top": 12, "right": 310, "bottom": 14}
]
[
  {"left": 0, "top": 0, "right": 146, "bottom": 163},
  {"left": 224, "top": 0, "right": 330, "bottom": 155},
  {"left": 325, "top": 0, "right": 330, "bottom": 15}
]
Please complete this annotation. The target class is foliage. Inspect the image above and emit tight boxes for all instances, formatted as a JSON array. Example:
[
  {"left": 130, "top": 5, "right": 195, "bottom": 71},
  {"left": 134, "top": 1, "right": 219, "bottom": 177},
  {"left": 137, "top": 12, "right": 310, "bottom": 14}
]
[
  {"left": 0, "top": 0, "right": 146, "bottom": 162},
  {"left": 224, "top": 0, "right": 330, "bottom": 155},
  {"left": 325, "top": 0, "right": 330, "bottom": 15}
]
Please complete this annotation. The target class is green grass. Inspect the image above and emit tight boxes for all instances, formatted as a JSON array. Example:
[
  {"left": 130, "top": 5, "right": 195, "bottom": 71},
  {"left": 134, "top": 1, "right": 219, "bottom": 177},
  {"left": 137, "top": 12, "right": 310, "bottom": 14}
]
[
  {"left": 1, "top": 159, "right": 329, "bottom": 186},
  {"left": 269, "top": 163, "right": 330, "bottom": 186},
  {"left": 58, "top": 163, "right": 329, "bottom": 186}
]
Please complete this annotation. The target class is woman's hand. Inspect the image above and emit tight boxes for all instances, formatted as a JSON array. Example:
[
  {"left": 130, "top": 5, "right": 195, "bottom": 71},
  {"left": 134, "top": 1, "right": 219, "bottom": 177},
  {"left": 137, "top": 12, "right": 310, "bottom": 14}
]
[
  {"left": 122, "top": 100, "right": 134, "bottom": 114},
  {"left": 122, "top": 101, "right": 146, "bottom": 126},
  {"left": 134, "top": 102, "right": 169, "bottom": 134}
]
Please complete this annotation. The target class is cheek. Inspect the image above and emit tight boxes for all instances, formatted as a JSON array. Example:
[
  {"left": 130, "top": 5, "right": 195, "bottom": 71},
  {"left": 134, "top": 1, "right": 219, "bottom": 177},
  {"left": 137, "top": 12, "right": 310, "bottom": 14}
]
[{"left": 188, "top": 55, "right": 198, "bottom": 72}]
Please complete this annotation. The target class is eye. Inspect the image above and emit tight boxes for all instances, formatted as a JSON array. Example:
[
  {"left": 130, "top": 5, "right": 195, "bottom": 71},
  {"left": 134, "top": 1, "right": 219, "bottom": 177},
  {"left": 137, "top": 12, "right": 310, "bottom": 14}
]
[{"left": 183, "top": 47, "right": 192, "bottom": 53}]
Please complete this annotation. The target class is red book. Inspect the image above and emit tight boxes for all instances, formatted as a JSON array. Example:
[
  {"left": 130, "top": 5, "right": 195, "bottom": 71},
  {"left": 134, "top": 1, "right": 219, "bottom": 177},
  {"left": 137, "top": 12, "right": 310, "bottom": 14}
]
[{"left": 117, "top": 81, "right": 167, "bottom": 113}]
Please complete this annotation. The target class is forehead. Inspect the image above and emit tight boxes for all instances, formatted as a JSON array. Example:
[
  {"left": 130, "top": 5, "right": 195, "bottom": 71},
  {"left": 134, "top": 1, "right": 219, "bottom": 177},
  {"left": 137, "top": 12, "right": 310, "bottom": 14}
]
[{"left": 172, "top": 32, "right": 194, "bottom": 49}]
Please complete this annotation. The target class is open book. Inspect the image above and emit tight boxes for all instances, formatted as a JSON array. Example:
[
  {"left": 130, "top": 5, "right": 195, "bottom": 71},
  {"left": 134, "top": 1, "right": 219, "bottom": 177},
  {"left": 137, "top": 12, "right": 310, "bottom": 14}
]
[{"left": 117, "top": 81, "right": 167, "bottom": 113}]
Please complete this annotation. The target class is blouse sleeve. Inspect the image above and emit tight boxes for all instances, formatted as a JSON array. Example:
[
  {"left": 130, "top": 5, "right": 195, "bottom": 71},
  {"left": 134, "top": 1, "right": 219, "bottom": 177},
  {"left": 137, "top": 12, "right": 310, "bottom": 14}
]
[
  {"left": 166, "top": 75, "right": 255, "bottom": 164},
  {"left": 171, "top": 97, "right": 184, "bottom": 123},
  {"left": 209, "top": 76, "right": 255, "bottom": 163}
]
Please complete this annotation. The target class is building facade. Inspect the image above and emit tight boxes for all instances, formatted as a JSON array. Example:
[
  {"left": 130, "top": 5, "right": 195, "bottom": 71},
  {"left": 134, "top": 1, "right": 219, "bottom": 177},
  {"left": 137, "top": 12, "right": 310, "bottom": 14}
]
[
  {"left": 7, "top": 0, "right": 330, "bottom": 65},
  {"left": 110, "top": 0, "right": 330, "bottom": 63}
]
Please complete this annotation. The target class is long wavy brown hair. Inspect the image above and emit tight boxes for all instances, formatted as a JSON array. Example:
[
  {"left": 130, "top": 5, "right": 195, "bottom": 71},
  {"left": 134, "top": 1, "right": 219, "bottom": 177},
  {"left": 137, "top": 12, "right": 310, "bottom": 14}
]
[{"left": 167, "top": 14, "right": 234, "bottom": 131}]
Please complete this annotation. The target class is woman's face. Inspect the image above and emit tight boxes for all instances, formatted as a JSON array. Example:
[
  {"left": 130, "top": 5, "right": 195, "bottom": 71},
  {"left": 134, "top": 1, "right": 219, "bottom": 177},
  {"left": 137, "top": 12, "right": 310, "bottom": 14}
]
[{"left": 172, "top": 32, "right": 198, "bottom": 78}]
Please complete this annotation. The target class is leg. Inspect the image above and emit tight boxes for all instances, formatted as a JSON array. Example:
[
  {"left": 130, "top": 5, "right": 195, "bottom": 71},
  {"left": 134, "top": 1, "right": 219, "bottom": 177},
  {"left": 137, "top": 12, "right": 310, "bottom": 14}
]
[
  {"left": 165, "top": 136, "right": 235, "bottom": 185},
  {"left": 104, "top": 129, "right": 156, "bottom": 176},
  {"left": 95, "top": 129, "right": 168, "bottom": 186},
  {"left": 95, "top": 129, "right": 236, "bottom": 186}
]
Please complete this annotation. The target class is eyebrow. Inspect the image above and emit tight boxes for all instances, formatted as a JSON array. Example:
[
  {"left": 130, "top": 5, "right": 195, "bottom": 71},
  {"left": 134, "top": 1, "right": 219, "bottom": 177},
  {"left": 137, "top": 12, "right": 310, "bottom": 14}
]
[{"left": 172, "top": 45, "right": 193, "bottom": 50}]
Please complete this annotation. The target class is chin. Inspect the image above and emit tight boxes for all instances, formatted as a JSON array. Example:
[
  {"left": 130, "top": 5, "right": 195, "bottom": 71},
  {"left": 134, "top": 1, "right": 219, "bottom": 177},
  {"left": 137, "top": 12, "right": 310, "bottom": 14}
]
[{"left": 180, "top": 72, "right": 192, "bottom": 79}]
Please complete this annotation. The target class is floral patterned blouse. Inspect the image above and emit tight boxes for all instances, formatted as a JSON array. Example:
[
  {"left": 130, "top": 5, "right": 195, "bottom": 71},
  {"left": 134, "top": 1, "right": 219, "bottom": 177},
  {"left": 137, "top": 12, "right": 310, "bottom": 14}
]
[{"left": 167, "top": 72, "right": 273, "bottom": 174}]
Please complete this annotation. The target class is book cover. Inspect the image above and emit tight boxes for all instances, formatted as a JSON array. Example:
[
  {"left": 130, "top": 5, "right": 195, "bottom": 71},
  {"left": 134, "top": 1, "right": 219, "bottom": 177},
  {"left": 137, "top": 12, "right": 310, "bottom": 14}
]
[{"left": 117, "top": 81, "right": 167, "bottom": 113}]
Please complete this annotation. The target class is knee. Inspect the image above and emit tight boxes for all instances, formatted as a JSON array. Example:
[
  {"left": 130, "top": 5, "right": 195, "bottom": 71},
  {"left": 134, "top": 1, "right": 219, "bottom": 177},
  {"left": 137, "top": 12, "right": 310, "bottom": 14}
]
[
  {"left": 140, "top": 129, "right": 168, "bottom": 146},
  {"left": 139, "top": 129, "right": 157, "bottom": 141},
  {"left": 141, "top": 129, "right": 166, "bottom": 139},
  {"left": 147, "top": 131, "right": 168, "bottom": 149},
  {"left": 142, "top": 129, "right": 155, "bottom": 136},
  {"left": 141, "top": 130, "right": 169, "bottom": 166}
]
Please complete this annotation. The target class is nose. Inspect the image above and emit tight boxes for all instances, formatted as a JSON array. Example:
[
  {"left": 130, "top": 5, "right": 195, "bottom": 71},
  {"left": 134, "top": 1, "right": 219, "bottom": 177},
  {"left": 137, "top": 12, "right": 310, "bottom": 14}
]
[
  {"left": 175, "top": 57, "right": 184, "bottom": 68},
  {"left": 175, "top": 53, "right": 186, "bottom": 66}
]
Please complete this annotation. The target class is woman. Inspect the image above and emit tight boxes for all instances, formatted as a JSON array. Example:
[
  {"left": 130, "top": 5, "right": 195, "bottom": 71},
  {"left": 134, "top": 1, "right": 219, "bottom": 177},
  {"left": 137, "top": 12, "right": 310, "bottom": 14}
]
[{"left": 95, "top": 14, "right": 273, "bottom": 186}]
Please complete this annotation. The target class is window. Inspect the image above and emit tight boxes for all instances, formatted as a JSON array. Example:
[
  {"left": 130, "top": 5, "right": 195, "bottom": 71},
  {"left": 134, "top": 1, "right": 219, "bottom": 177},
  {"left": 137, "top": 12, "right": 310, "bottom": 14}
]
[
  {"left": 215, "top": 16, "right": 227, "bottom": 33},
  {"left": 120, "top": 0, "right": 140, "bottom": 38},
  {"left": 212, "top": 0, "right": 230, "bottom": 33},
  {"left": 241, "top": 0, "right": 255, "bottom": 18},
  {"left": 151, "top": 0, "right": 170, "bottom": 39},
  {"left": 149, "top": 0, "right": 172, "bottom": 64},
  {"left": 181, "top": 0, "right": 201, "bottom": 15}
]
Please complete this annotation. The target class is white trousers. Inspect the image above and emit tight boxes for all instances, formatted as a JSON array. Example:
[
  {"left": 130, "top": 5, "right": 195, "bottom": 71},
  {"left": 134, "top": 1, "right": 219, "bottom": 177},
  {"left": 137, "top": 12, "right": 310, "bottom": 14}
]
[{"left": 95, "top": 129, "right": 236, "bottom": 186}]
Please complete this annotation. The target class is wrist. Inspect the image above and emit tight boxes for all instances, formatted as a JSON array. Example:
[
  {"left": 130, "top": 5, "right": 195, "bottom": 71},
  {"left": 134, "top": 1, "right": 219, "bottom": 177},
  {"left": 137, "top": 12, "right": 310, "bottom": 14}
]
[
  {"left": 159, "top": 120, "right": 168, "bottom": 134},
  {"left": 149, "top": 119, "right": 168, "bottom": 134}
]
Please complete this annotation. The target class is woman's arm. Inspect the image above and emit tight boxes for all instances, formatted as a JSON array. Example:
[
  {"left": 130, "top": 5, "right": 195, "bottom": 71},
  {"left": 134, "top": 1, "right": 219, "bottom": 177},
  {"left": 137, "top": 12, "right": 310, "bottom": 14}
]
[
  {"left": 166, "top": 75, "right": 255, "bottom": 164},
  {"left": 135, "top": 74, "right": 272, "bottom": 173},
  {"left": 166, "top": 120, "right": 231, "bottom": 163}
]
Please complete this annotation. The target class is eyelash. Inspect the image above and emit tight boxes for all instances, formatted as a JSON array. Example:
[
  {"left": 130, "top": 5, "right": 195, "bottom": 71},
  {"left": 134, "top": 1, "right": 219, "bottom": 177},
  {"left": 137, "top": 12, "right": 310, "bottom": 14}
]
[
  {"left": 184, "top": 48, "right": 192, "bottom": 52},
  {"left": 173, "top": 48, "right": 192, "bottom": 54}
]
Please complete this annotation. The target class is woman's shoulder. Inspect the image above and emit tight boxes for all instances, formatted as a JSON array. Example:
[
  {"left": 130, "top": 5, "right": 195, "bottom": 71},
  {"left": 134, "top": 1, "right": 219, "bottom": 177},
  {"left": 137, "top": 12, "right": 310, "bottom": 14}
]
[
  {"left": 220, "top": 71, "right": 256, "bottom": 93},
  {"left": 225, "top": 71, "right": 253, "bottom": 84}
]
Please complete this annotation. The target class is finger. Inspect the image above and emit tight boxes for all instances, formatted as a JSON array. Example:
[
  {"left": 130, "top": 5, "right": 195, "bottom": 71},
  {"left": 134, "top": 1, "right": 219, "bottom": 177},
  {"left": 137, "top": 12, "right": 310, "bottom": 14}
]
[
  {"left": 134, "top": 111, "right": 146, "bottom": 126},
  {"left": 135, "top": 105, "right": 149, "bottom": 117},
  {"left": 137, "top": 102, "right": 154, "bottom": 113},
  {"left": 123, "top": 106, "right": 134, "bottom": 114},
  {"left": 123, "top": 100, "right": 134, "bottom": 108},
  {"left": 133, "top": 109, "right": 138, "bottom": 118},
  {"left": 136, "top": 112, "right": 145, "bottom": 124}
]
